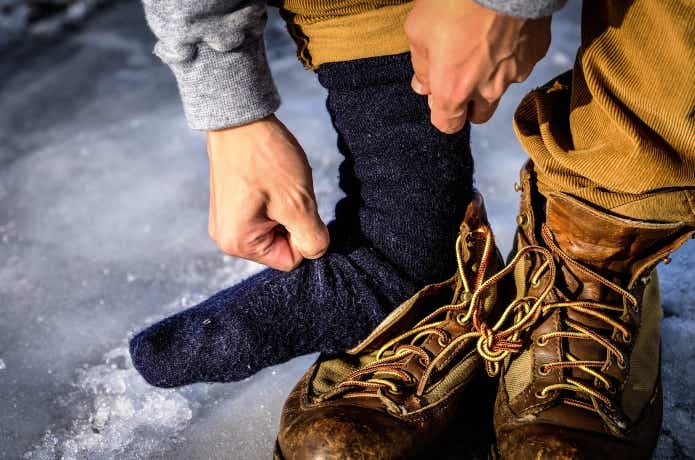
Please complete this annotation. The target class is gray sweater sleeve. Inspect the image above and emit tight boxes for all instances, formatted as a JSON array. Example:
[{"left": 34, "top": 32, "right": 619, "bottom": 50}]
[
  {"left": 475, "top": 0, "right": 568, "bottom": 18},
  {"left": 142, "top": 0, "right": 280, "bottom": 130}
]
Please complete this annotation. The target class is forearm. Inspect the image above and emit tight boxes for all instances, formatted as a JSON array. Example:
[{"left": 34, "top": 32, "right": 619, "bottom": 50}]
[
  {"left": 475, "top": 0, "right": 567, "bottom": 18},
  {"left": 142, "top": 0, "right": 280, "bottom": 130}
]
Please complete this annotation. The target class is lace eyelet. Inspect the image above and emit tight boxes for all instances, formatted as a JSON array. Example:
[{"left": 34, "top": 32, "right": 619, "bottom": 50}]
[
  {"left": 437, "top": 336, "right": 449, "bottom": 347},
  {"left": 606, "top": 385, "right": 617, "bottom": 394},
  {"left": 616, "top": 357, "right": 627, "bottom": 370},
  {"left": 418, "top": 357, "right": 428, "bottom": 367},
  {"left": 516, "top": 213, "right": 529, "bottom": 226},
  {"left": 531, "top": 277, "right": 541, "bottom": 287},
  {"left": 538, "top": 365, "right": 550, "bottom": 376},
  {"left": 455, "top": 312, "right": 468, "bottom": 326},
  {"left": 535, "top": 335, "right": 548, "bottom": 347},
  {"left": 622, "top": 332, "right": 632, "bottom": 344},
  {"left": 514, "top": 182, "right": 523, "bottom": 192}
]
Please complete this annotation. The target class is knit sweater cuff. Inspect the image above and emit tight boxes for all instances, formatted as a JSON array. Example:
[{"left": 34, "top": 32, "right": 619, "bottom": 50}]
[
  {"left": 156, "top": 37, "right": 281, "bottom": 131},
  {"left": 474, "top": 0, "right": 567, "bottom": 18}
]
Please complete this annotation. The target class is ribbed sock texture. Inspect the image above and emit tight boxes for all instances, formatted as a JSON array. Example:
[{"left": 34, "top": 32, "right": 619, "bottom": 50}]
[{"left": 129, "top": 53, "right": 474, "bottom": 387}]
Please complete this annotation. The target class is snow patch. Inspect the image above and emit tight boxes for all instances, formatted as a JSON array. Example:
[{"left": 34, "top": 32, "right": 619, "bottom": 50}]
[{"left": 23, "top": 347, "right": 193, "bottom": 460}]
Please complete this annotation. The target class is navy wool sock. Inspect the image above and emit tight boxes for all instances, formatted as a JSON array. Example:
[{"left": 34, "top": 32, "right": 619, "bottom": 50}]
[{"left": 129, "top": 53, "right": 474, "bottom": 387}]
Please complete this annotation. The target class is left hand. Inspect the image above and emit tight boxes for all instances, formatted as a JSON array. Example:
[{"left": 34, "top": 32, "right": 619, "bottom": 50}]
[{"left": 404, "top": 0, "right": 552, "bottom": 133}]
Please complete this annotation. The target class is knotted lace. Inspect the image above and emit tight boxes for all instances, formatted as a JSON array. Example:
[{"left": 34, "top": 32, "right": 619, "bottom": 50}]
[
  {"left": 471, "top": 223, "right": 637, "bottom": 413},
  {"left": 318, "top": 226, "right": 495, "bottom": 408}
]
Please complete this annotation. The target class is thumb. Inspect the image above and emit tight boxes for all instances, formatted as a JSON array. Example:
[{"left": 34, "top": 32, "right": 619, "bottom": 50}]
[{"left": 274, "top": 197, "right": 330, "bottom": 260}]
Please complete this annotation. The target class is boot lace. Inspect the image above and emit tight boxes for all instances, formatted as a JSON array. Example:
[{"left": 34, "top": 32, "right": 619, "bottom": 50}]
[
  {"left": 318, "top": 227, "right": 495, "bottom": 411},
  {"left": 471, "top": 223, "right": 636, "bottom": 416}
]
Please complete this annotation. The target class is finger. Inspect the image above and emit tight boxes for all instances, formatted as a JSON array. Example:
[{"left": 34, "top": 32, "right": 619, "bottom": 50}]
[
  {"left": 467, "top": 64, "right": 512, "bottom": 124},
  {"left": 411, "top": 75, "right": 429, "bottom": 95},
  {"left": 410, "top": 49, "right": 431, "bottom": 95},
  {"left": 426, "top": 64, "right": 477, "bottom": 134},
  {"left": 428, "top": 95, "right": 467, "bottom": 134},
  {"left": 251, "top": 226, "right": 304, "bottom": 272},
  {"left": 468, "top": 97, "right": 500, "bottom": 124},
  {"left": 216, "top": 221, "right": 303, "bottom": 271},
  {"left": 270, "top": 191, "right": 330, "bottom": 260},
  {"left": 284, "top": 208, "right": 330, "bottom": 260}
]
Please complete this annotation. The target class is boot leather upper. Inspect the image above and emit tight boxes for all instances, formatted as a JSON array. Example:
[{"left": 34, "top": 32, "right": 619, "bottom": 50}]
[
  {"left": 277, "top": 192, "right": 504, "bottom": 460},
  {"left": 493, "top": 162, "right": 695, "bottom": 459}
]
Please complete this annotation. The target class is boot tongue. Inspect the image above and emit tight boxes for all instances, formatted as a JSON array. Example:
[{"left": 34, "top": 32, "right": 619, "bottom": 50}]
[{"left": 545, "top": 193, "right": 681, "bottom": 277}]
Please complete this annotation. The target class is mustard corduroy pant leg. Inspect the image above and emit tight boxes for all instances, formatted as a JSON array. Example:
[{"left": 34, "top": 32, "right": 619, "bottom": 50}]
[{"left": 514, "top": 0, "right": 695, "bottom": 225}]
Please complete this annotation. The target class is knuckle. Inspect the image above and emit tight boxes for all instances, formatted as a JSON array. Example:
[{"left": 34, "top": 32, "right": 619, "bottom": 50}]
[
  {"left": 280, "top": 188, "right": 316, "bottom": 215},
  {"left": 430, "top": 91, "right": 455, "bottom": 111},
  {"left": 215, "top": 228, "right": 246, "bottom": 256},
  {"left": 216, "top": 237, "right": 240, "bottom": 256},
  {"left": 478, "top": 85, "right": 501, "bottom": 103},
  {"left": 430, "top": 93, "right": 466, "bottom": 116}
]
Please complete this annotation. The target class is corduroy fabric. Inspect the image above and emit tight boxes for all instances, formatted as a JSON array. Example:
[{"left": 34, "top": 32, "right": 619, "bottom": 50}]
[
  {"left": 129, "top": 53, "right": 475, "bottom": 388},
  {"left": 513, "top": 0, "right": 695, "bottom": 225},
  {"left": 269, "top": 0, "right": 569, "bottom": 69},
  {"left": 271, "top": 0, "right": 413, "bottom": 69}
]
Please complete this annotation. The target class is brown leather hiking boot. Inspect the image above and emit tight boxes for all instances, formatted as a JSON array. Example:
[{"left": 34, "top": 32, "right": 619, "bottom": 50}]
[
  {"left": 475, "top": 162, "right": 695, "bottom": 460},
  {"left": 275, "top": 192, "right": 505, "bottom": 460}
]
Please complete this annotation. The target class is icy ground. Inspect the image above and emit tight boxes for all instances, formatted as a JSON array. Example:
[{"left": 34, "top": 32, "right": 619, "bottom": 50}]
[
  {"left": 0, "top": 0, "right": 121, "bottom": 51},
  {"left": 1, "top": 1, "right": 693, "bottom": 459}
]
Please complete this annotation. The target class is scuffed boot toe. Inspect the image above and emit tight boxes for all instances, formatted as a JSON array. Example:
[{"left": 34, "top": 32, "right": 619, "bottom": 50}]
[
  {"left": 278, "top": 405, "right": 415, "bottom": 460},
  {"left": 497, "top": 423, "right": 639, "bottom": 460}
]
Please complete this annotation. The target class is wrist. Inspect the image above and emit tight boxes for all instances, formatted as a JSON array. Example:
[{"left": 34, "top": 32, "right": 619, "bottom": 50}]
[
  {"left": 207, "top": 114, "right": 278, "bottom": 137},
  {"left": 207, "top": 114, "right": 282, "bottom": 158}
]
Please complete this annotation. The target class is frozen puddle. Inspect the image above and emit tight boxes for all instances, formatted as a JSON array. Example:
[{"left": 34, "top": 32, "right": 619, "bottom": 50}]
[{"left": 24, "top": 347, "right": 193, "bottom": 460}]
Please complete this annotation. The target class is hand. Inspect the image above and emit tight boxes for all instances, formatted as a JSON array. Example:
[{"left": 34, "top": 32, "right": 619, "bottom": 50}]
[
  {"left": 404, "top": 0, "right": 552, "bottom": 133},
  {"left": 206, "top": 115, "right": 329, "bottom": 271}
]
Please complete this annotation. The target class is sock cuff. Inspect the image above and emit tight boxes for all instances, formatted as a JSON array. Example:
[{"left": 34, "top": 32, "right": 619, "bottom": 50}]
[{"left": 316, "top": 52, "right": 413, "bottom": 91}]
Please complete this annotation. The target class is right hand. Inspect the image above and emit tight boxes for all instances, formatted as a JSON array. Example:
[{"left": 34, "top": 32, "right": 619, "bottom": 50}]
[
  {"left": 206, "top": 115, "right": 330, "bottom": 271},
  {"left": 404, "top": 0, "right": 552, "bottom": 133}
]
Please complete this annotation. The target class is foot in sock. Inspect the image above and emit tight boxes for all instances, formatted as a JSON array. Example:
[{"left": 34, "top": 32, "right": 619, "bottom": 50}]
[{"left": 129, "top": 53, "right": 475, "bottom": 387}]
